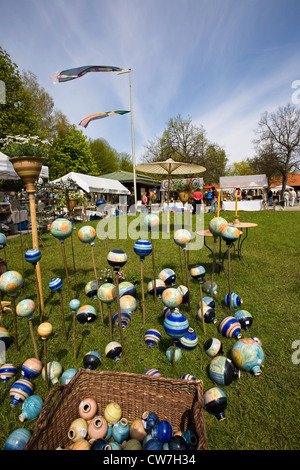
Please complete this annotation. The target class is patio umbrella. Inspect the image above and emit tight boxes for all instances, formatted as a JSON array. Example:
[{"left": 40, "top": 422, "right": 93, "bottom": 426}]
[{"left": 135, "top": 158, "right": 206, "bottom": 231}]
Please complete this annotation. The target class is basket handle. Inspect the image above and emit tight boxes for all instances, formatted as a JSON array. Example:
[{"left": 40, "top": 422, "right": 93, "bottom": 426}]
[{"left": 38, "top": 384, "right": 65, "bottom": 424}]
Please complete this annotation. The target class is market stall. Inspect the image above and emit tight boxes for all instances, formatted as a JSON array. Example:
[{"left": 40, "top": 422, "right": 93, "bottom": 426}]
[{"left": 219, "top": 175, "right": 268, "bottom": 211}]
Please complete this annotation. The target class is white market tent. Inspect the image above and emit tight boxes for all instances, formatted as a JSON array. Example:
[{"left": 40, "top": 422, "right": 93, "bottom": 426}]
[
  {"left": 52, "top": 171, "right": 130, "bottom": 195},
  {"left": 219, "top": 174, "right": 268, "bottom": 190},
  {"left": 271, "top": 185, "right": 293, "bottom": 192},
  {"left": 0, "top": 151, "right": 49, "bottom": 180}
]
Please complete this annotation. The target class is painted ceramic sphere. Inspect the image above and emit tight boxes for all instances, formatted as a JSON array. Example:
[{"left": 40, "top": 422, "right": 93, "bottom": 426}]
[
  {"left": 69, "top": 298, "right": 81, "bottom": 312},
  {"left": 19, "top": 394, "right": 43, "bottom": 422},
  {"left": 197, "top": 304, "right": 217, "bottom": 324},
  {"left": 0, "top": 363, "right": 17, "bottom": 382},
  {"left": 107, "top": 249, "right": 127, "bottom": 271},
  {"left": 204, "top": 338, "right": 223, "bottom": 358},
  {"left": 119, "top": 295, "right": 137, "bottom": 313},
  {"left": 190, "top": 265, "right": 206, "bottom": 283},
  {"left": 224, "top": 292, "right": 243, "bottom": 309},
  {"left": 77, "top": 225, "right": 96, "bottom": 245},
  {"left": 164, "top": 310, "right": 189, "bottom": 339},
  {"left": 37, "top": 322, "right": 52, "bottom": 339},
  {"left": 129, "top": 418, "right": 147, "bottom": 442},
  {"left": 203, "top": 296, "right": 215, "bottom": 308},
  {"left": 177, "top": 285, "right": 189, "bottom": 302},
  {"left": 16, "top": 299, "right": 36, "bottom": 320},
  {"left": 231, "top": 338, "right": 265, "bottom": 376},
  {"left": 42, "top": 361, "right": 63, "bottom": 384},
  {"left": 142, "top": 411, "right": 159, "bottom": 432},
  {"left": 203, "top": 281, "right": 217, "bottom": 295},
  {"left": 24, "top": 248, "right": 41, "bottom": 265},
  {"left": 221, "top": 226, "right": 242, "bottom": 245},
  {"left": 104, "top": 402, "right": 122, "bottom": 424},
  {"left": 167, "top": 435, "right": 188, "bottom": 451},
  {"left": 85, "top": 280, "right": 100, "bottom": 299},
  {"left": 143, "top": 368, "right": 161, "bottom": 378},
  {"left": 97, "top": 283, "right": 116, "bottom": 304},
  {"left": 158, "top": 268, "right": 176, "bottom": 286},
  {"left": 49, "top": 277, "right": 63, "bottom": 292},
  {"left": 112, "top": 418, "right": 130, "bottom": 443},
  {"left": 144, "top": 213, "right": 159, "bottom": 228},
  {"left": 143, "top": 438, "right": 163, "bottom": 450},
  {"left": 0, "top": 270, "right": 23, "bottom": 296},
  {"left": 83, "top": 351, "right": 102, "bottom": 370},
  {"left": 0, "top": 232, "right": 7, "bottom": 248},
  {"left": 162, "top": 287, "right": 182, "bottom": 310},
  {"left": 152, "top": 420, "right": 173, "bottom": 443},
  {"left": 179, "top": 327, "right": 198, "bottom": 350},
  {"left": 208, "top": 217, "right": 228, "bottom": 237},
  {"left": 173, "top": 229, "right": 192, "bottom": 248},
  {"left": 133, "top": 239, "right": 152, "bottom": 260},
  {"left": 209, "top": 356, "right": 240, "bottom": 386},
  {"left": 182, "top": 374, "right": 196, "bottom": 381},
  {"left": 10, "top": 377, "right": 34, "bottom": 406},
  {"left": 112, "top": 310, "right": 131, "bottom": 328},
  {"left": 219, "top": 316, "right": 242, "bottom": 339},
  {"left": 76, "top": 304, "right": 97, "bottom": 324},
  {"left": 61, "top": 368, "right": 78, "bottom": 384},
  {"left": 78, "top": 397, "right": 98, "bottom": 420},
  {"left": 234, "top": 309, "right": 253, "bottom": 330},
  {"left": 147, "top": 279, "right": 166, "bottom": 297},
  {"left": 166, "top": 345, "right": 182, "bottom": 362},
  {"left": 0, "top": 326, "right": 10, "bottom": 347},
  {"left": 4, "top": 428, "right": 31, "bottom": 450},
  {"left": 204, "top": 386, "right": 227, "bottom": 421},
  {"left": 50, "top": 218, "right": 73, "bottom": 241},
  {"left": 144, "top": 329, "right": 161, "bottom": 346},
  {"left": 105, "top": 341, "right": 122, "bottom": 361},
  {"left": 21, "top": 358, "right": 43, "bottom": 379},
  {"left": 119, "top": 281, "right": 136, "bottom": 298}
]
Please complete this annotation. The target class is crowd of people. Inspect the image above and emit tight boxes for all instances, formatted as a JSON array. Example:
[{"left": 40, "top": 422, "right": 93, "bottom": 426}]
[{"left": 267, "top": 187, "right": 298, "bottom": 207}]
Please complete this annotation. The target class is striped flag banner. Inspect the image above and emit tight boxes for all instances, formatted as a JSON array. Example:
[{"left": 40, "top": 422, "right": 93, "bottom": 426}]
[
  {"left": 53, "top": 65, "right": 123, "bottom": 83},
  {"left": 79, "top": 110, "right": 130, "bottom": 128}
]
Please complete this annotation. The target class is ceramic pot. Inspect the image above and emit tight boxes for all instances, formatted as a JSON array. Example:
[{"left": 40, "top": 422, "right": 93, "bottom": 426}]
[
  {"left": 182, "top": 430, "right": 198, "bottom": 450},
  {"left": 164, "top": 310, "right": 189, "bottom": 339},
  {"left": 4, "top": 428, "right": 31, "bottom": 450},
  {"left": 88, "top": 416, "right": 108, "bottom": 440},
  {"left": 144, "top": 329, "right": 161, "bottom": 346},
  {"left": 143, "top": 368, "right": 161, "bottom": 378},
  {"left": 231, "top": 338, "right": 265, "bottom": 376},
  {"left": 42, "top": 361, "right": 62, "bottom": 384},
  {"left": 9, "top": 377, "right": 34, "bottom": 407},
  {"left": 204, "top": 338, "right": 223, "bottom": 358},
  {"left": 19, "top": 395, "right": 43, "bottom": 422},
  {"left": 21, "top": 358, "right": 43, "bottom": 379},
  {"left": 204, "top": 387, "right": 227, "bottom": 421},
  {"left": 130, "top": 418, "right": 147, "bottom": 441},
  {"left": 10, "top": 156, "right": 43, "bottom": 193},
  {"left": 234, "top": 310, "right": 253, "bottom": 330},
  {"left": 209, "top": 356, "right": 240, "bottom": 386},
  {"left": 90, "top": 438, "right": 111, "bottom": 450},
  {"left": 197, "top": 304, "right": 217, "bottom": 324},
  {"left": 224, "top": 292, "right": 243, "bottom": 309},
  {"left": 0, "top": 363, "right": 17, "bottom": 382},
  {"left": 112, "top": 418, "right": 130, "bottom": 443},
  {"left": 61, "top": 368, "right": 78, "bottom": 385},
  {"left": 179, "top": 327, "right": 198, "bottom": 350},
  {"left": 68, "top": 418, "right": 88, "bottom": 442},
  {"left": 104, "top": 402, "right": 122, "bottom": 424},
  {"left": 83, "top": 351, "right": 102, "bottom": 370},
  {"left": 142, "top": 411, "right": 159, "bottom": 432},
  {"left": 78, "top": 397, "right": 98, "bottom": 420},
  {"left": 143, "top": 438, "right": 163, "bottom": 450},
  {"left": 219, "top": 316, "right": 242, "bottom": 339},
  {"left": 152, "top": 420, "right": 173, "bottom": 443}
]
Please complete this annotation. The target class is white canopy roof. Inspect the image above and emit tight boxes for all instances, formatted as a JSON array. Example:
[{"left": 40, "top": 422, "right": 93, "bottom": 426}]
[
  {"left": 0, "top": 151, "right": 49, "bottom": 180},
  {"left": 219, "top": 174, "right": 268, "bottom": 190},
  {"left": 52, "top": 172, "right": 130, "bottom": 195}
]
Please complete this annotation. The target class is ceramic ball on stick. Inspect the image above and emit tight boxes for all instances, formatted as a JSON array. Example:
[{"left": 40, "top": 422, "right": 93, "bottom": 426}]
[
  {"left": 37, "top": 322, "right": 52, "bottom": 390},
  {"left": 97, "top": 283, "right": 116, "bottom": 340},
  {"left": 164, "top": 309, "right": 189, "bottom": 366},
  {"left": 77, "top": 225, "right": 96, "bottom": 245},
  {"left": 107, "top": 249, "right": 127, "bottom": 272},
  {"left": 50, "top": 218, "right": 73, "bottom": 242},
  {"left": 147, "top": 279, "right": 166, "bottom": 297},
  {"left": 49, "top": 278, "right": 67, "bottom": 342},
  {"left": 133, "top": 239, "right": 152, "bottom": 261},
  {"left": 24, "top": 248, "right": 41, "bottom": 266},
  {"left": 158, "top": 268, "right": 176, "bottom": 286},
  {"left": 0, "top": 271, "right": 24, "bottom": 352},
  {"left": 221, "top": 226, "right": 242, "bottom": 245},
  {"left": 208, "top": 217, "right": 228, "bottom": 237},
  {"left": 69, "top": 298, "right": 80, "bottom": 361},
  {"left": 105, "top": 341, "right": 122, "bottom": 361},
  {"left": 85, "top": 280, "right": 100, "bottom": 299},
  {"left": 162, "top": 287, "right": 183, "bottom": 312},
  {"left": 173, "top": 229, "right": 192, "bottom": 249},
  {"left": 0, "top": 232, "right": 7, "bottom": 249}
]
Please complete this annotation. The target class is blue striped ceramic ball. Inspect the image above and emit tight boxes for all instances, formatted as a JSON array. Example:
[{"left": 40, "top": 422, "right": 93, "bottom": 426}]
[
  {"left": 144, "top": 329, "right": 161, "bottom": 346},
  {"left": 133, "top": 239, "right": 152, "bottom": 260},
  {"left": 143, "top": 368, "right": 161, "bottom": 378},
  {"left": 219, "top": 316, "right": 242, "bottom": 339},
  {"left": 0, "top": 363, "right": 18, "bottom": 382},
  {"left": 49, "top": 277, "right": 63, "bottom": 292},
  {"left": 164, "top": 310, "right": 189, "bottom": 339},
  {"left": 224, "top": 293, "right": 243, "bottom": 309},
  {"left": 10, "top": 377, "right": 34, "bottom": 406},
  {"left": 4, "top": 428, "right": 31, "bottom": 450},
  {"left": 25, "top": 248, "right": 41, "bottom": 265},
  {"left": 179, "top": 327, "right": 198, "bottom": 350}
]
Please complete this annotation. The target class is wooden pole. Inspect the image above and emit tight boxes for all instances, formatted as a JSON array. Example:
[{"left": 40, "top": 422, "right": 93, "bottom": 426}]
[
  {"left": 91, "top": 245, "right": 104, "bottom": 323},
  {"left": 114, "top": 273, "right": 126, "bottom": 366},
  {"left": 59, "top": 291, "right": 68, "bottom": 342},
  {"left": 107, "top": 305, "right": 113, "bottom": 341},
  {"left": 70, "top": 231, "right": 78, "bottom": 297},
  {"left": 34, "top": 267, "right": 42, "bottom": 322},
  {"left": 228, "top": 244, "right": 232, "bottom": 315},
  {"left": 61, "top": 242, "right": 72, "bottom": 301},
  {"left": 211, "top": 237, "right": 217, "bottom": 299},
  {"left": 28, "top": 193, "right": 44, "bottom": 312},
  {"left": 199, "top": 282, "right": 206, "bottom": 336},
  {"left": 28, "top": 319, "right": 39, "bottom": 359},
  {"left": 10, "top": 297, "right": 19, "bottom": 352},
  {"left": 150, "top": 233, "right": 157, "bottom": 303},
  {"left": 184, "top": 249, "right": 191, "bottom": 314},
  {"left": 140, "top": 260, "right": 146, "bottom": 324}
]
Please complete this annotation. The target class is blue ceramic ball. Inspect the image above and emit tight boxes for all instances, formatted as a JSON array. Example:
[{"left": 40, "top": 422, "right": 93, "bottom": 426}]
[
  {"left": 164, "top": 310, "right": 189, "bottom": 339},
  {"left": 224, "top": 292, "right": 243, "bottom": 309},
  {"left": 143, "top": 438, "right": 163, "bottom": 450},
  {"left": 112, "top": 310, "right": 131, "bottom": 328},
  {"left": 133, "top": 239, "right": 152, "bottom": 260},
  {"left": 61, "top": 368, "right": 78, "bottom": 384},
  {"left": 179, "top": 327, "right": 198, "bottom": 350},
  {"left": 166, "top": 345, "right": 182, "bottom": 362},
  {"left": 69, "top": 299, "right": 81, "bottom": 312},
  {"left": 24, "top": 248, "right": 41, "bottom": 265},
  {"left": 49, "top": 277, "right": 63, "bottom": 292},
  {"left": 142, "top": 411, "right": 159, "bottom": 432},
  {"left": 144, "top": 329, "right": 161, "bottom": 346},
  {"left": 0, "top": 232, "right": 7, "bottom": 249},
  {"left": 119, "top": 281, "right": 136, "bottom": 298},
  {"left": 219, "top": 316, "right": 242, "bottom": 339},
  {"left": 0, "top": 363, "right": 18, "bottom": 382},
  {"left": 152, "top": 420, "right": 173, "bottom": 443},
  {"left": 4, "top": 428, "right": 31, "bottom": 450}
]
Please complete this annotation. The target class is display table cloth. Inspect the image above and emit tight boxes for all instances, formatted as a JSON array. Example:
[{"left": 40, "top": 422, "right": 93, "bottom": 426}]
[{"left": 222, "top": 200, "right": 263, "bottom": 211}]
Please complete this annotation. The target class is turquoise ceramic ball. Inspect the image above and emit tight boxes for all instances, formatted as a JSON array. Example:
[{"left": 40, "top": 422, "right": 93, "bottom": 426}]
[
  {"left": 203, "top": 281, "right": 217, "bottom": 295},
  {"left": 50, "top": 218, "right": 73, "bottom": 241},
  {"left": 4, "top": 428, "right": 31, "bottom": 450},
  {"left": 221, "top": 226, "right": 242, "bottom": 245},
  {"left": 158, "top": 268, "right": 176, "bottom": 286},
  {"left": 204, "top": 338, "right": 223, "bottom": 358},
  {"left": 119, "top": 295, "right": 137, "bottom": 313},
  {"left": 16, "top": 299, "right": 35, "bottom": 320},
  {"left": 0, "top": 270, "right": 23, "bottom": 296},
  {"left": 173, "top": 229, "right": 191, "bottom": 248},
  {"left": 162, "top": 287, "right": 183, "bottom": 310},
  {"left": 166, "top": 345, "right": 182, "bottom": 362},
  {"left": 69, "top": 298, "right": 81, "bottom": 312},
  {"left": 0, "top": 232, "right": 7, "bottom": 248},
  {"left": 97, "top": 283, "right": 116, "bottom": 304},
  {"left": 133, "top": 239, "right": 152, "bottom": 260},
  {"left": 19, "top": 395, "right": 44, "bottom": 422},
  {"left": 208, "top": 356, "right": 240, "bottom": 386},
  {"left": 61, "top": 368, "right": 78, "bottom": 384},
  {"left": 77, "top": 225, "right": 96, "bottom": 245},
  {"left": 231, "top": 338, "right": 265, "bottom": 376},
  {"left": 208, "top": 217, "right": 228, "bottom": 237}
]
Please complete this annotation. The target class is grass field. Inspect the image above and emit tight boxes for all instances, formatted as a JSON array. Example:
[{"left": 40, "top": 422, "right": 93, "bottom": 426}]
[{"left": 0, "top": 209, "right": 299, "bottom": 450}]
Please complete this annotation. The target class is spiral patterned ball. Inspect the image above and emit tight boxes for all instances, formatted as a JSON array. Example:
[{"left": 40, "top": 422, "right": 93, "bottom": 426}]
[
  {"left": 49, "top": 277, "right": 63, "bottom": 292},
  {"left": 164, "top": 310, "right": 189, "bottom": 339},
  {"left": 0, "top": 363, "right": 17, "bottom": 382},
  {"left": 25, "top": 248, "right": 41, "bottom": 265},
  {"left": 219, "top": 316, "right": 242, "bottom": 339},
  {"left": 144, "top": 329, "right": 161, "bottom": 346}
]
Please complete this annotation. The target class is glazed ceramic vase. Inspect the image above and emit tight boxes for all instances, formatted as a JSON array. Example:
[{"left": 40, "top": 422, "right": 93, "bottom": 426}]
[
  {"left": 68, "top": 418, "right": 88, "bottom": 442},
  {"left": 204, "top": 387, "right": 227, "bottom": 421},
  {"left": 203, "top": 338, "right": 223, "bottom": 358},
  {"left": 19, "top": 395, "right": 43, "bottom": 422},
  {"left": 152, "top": 420, "right": 173, "bottom": 443},
  {"left": 104, "top": 402, "right": 122, "bottom": 424},
  {"left": 219, "top": 316, "right": 242, "bottom": 339},
  {"left": 112, "top": 418, "right": 130, "bottom": 443},
  {"left": 88, "top": 415, "right": 108, "bottom": 440},
  {"left": 78, "top": 397, "right": 98, "bottom": 420},
  {"left": 208, "top": 356, "right": 240, "bottom": 386},
  {"left": 231, "top": 338, "right": 265, "bottom": 376}
]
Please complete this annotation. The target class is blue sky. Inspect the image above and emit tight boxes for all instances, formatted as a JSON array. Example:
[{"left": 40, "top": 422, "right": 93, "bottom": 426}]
[{"left": 1, "top": 0, "right": 300, "bottom": 168}]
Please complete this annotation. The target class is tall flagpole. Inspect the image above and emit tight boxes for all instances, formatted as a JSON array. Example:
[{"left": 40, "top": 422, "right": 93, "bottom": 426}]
[{"left": 116, "top": 69, "right": 137, "bottom": 207}]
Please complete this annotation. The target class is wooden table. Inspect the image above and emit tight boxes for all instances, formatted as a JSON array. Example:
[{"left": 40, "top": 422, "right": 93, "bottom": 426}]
[{"left": 228, "top": 222, "right": 258, "bottom": 265}]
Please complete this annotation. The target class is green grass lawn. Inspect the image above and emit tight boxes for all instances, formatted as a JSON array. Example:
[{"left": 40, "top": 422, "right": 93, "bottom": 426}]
[{"left": 0, "top": 209, "right": 299, "bottom": 450}]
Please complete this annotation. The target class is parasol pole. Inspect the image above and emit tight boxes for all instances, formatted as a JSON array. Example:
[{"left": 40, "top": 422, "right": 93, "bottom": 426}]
[{"left": 167, "top": 170, "right": 171, "bottom": 234}]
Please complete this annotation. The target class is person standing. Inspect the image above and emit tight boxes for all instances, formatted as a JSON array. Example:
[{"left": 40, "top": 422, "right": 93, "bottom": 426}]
[
  {"left": 283, "top": 188, "right": 290, "bottom": 207},
  {"left": 290, "top": 188, "right": 296, "bottom": 206},
  {"left": 192, "top": 188, "right": 203, "bottom": 214},
  {"left": 267, "top": 189, "right": 273, "bottom": 206},
  {"left": 209, "top": 187, "right": 218, "bottom": 213}
]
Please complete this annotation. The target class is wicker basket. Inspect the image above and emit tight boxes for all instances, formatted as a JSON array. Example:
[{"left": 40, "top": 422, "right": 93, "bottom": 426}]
[{"left": 24, "top": 369, "right": 207, "bottom": 450}]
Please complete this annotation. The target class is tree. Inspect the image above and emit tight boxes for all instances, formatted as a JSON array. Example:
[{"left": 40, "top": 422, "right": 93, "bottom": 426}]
[
  {"left": 226, "top": 160, "right": 253, "bottom": 176},
  {"left": 253, "top": 103, "right": 300, "bottom": 192},
  {"left": 248, "top": 142, "right": 281, "bottom": 187},
  {"left": 89, "top": 138, "right": 119, "bottom": 175},
  {"left": 118, "top": 152, "right": 133, "bottom": 172},
  {"left": 142, "top": 114, "right": 228, "bottom": 184},
  {"left": 48, "top": 126, "right": 96, "bottom": 179}
]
